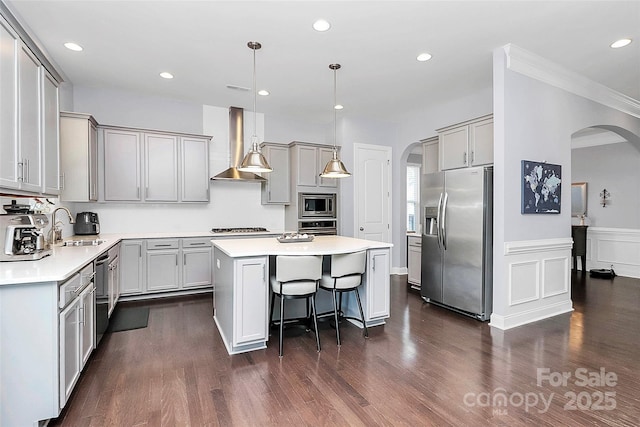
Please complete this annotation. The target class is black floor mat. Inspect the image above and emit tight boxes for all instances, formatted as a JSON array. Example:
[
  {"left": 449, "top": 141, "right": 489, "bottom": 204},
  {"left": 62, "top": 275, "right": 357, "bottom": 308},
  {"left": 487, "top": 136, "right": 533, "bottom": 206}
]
[{"left": 108, "top": 306, "right": 149, "bottom": 332}]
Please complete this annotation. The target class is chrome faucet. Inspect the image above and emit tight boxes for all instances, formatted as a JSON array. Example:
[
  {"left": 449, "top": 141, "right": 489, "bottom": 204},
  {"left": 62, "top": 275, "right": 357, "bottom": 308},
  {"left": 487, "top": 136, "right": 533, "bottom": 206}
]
[{"left": 50, "top": 207, "right": 75, "bottom": 244}]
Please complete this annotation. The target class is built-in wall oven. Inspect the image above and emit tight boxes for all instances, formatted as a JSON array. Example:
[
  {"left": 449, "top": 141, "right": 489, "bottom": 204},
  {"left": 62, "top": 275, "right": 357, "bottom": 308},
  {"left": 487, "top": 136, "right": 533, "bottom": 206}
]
[
  {"left": 299, "top": 193, "right": 336, "bottom": 218},
  {"left": 298, "top": 219, "right": 337, "bottom": 235}
]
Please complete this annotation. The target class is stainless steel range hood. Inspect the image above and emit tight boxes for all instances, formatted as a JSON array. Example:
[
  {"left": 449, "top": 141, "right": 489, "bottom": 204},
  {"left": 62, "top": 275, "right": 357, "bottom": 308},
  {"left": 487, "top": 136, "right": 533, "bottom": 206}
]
[{"left": 211, "top": 106, "right": 266, "bottom": 182}]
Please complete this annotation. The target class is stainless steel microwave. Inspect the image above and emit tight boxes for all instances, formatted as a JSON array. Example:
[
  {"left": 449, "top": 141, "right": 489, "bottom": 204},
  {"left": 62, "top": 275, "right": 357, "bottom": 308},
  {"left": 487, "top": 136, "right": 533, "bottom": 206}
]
[{"left": 299, "top": 193, "right": 336, "bottom": 218}]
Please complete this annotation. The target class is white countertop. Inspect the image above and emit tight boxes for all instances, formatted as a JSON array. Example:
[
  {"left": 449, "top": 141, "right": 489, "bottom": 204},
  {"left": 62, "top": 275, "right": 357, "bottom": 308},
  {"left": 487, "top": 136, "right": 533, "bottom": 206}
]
[
  {"left": 212, "top": 235, "right": 393, "bottom": 257},
  {"left": 0, "top": 230, "right": 288, "bottom": 286}
]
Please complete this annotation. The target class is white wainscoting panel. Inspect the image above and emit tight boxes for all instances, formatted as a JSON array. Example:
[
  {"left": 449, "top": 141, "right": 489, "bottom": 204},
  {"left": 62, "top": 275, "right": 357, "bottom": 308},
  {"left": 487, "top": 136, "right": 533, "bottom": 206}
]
[
  {"left": 587, "top": 227, "right": 640, "bottom": 279},
  {"left": 491, "top": 238, "right": 573, "bottom": 330}
]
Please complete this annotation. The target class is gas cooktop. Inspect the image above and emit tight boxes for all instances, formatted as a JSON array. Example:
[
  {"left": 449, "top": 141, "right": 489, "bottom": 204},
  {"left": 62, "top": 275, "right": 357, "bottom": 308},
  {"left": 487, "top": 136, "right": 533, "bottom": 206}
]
[{"left": 211, "top": 227, "right": 269, "bottom": 233}]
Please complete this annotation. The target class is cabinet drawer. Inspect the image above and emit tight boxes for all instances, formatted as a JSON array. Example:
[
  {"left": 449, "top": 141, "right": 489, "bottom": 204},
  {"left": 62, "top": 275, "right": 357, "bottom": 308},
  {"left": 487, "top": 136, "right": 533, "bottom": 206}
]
[
  {"left": 182, "top": 238, "right": 211, "bottom": 248},
  {"left": 79, "top": 263, "right": 95, "bottom": 287},
  {"left": 59, "top": 273, "right": 81, "bottom": 309},
  {"left": 146, "top": 239, "right": 179, "bottom": 250},
  {"left": 407, "top": 236, "right": 421, "bottom": 247}
]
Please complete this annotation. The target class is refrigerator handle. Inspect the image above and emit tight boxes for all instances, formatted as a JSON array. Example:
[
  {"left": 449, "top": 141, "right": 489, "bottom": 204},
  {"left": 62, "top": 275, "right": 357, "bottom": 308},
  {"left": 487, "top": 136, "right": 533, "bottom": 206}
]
[
  {"left": 436, "top": 193, "right": 443, "bottom": 250},
  {"left": 441, "top": 192, "right": 448, "bottom": 250}
]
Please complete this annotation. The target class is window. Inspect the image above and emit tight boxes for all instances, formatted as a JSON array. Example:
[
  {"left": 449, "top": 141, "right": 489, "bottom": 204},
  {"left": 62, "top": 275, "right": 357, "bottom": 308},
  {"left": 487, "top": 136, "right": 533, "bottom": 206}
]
[{"left": 407, "top": 165, "right": 420, "bottom": 232}]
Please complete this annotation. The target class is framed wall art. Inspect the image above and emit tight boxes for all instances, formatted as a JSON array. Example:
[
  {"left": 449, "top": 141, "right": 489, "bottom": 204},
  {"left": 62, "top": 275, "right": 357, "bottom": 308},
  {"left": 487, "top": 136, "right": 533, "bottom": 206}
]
[{"left": 521, "top": 160, "right": 562, "bottom": 214}]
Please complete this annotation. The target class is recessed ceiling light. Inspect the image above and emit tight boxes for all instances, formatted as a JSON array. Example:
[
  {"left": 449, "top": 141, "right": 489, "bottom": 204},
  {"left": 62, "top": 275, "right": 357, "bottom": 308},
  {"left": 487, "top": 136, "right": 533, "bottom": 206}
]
[
  {"left": 334, "top": 104, "right": 343, "bottom": 110},
  {"left": 610, "top": 38, "right": 632, "bottom": 48},
  {"left": 159, "top": 72, "right": 174, "bottom": 79},
  {"left": 258, "top": 89, "right": 269, "bottom": 96},
  {"left": 313, "top": 19, "right": 331, "bottom": 32},
  {"left": 64, "top": 42, "right": 83, "bottom": 52},
  {"left": 417, "top": 53, "right": 432, "bottom": 62}
]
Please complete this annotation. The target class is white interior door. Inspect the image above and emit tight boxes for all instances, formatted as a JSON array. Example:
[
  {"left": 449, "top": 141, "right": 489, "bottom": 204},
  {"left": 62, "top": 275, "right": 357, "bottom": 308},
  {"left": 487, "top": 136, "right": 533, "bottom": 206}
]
[{"left": 354, "top": 143, "right": 391, "bottom": 242}]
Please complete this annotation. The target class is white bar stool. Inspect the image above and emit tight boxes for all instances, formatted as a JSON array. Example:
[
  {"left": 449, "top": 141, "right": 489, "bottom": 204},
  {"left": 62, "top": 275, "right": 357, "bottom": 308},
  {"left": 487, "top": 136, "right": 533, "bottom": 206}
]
[
  {"left": 319, "top": 251, "right": 368, "bottom": 346},
  {"left": 269, "top": 255, "right": 323, "bottom": 357}
]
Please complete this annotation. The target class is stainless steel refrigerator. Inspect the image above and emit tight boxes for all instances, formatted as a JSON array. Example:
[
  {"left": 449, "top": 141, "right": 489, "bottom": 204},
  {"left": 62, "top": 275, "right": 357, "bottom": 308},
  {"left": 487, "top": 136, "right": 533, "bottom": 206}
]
[{"left": 420, "top": 166, "right": 493, "bottom": 320}]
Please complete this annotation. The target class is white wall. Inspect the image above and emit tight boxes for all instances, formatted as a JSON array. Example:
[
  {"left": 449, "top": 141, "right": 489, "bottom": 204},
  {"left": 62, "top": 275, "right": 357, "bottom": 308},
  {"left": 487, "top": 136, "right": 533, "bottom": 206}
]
[
  {"left": 491, "top": 44, "right": 640, "bottom": 329},
  {"left": 571, "top": 141, "right": 640, "bottom": 228}
]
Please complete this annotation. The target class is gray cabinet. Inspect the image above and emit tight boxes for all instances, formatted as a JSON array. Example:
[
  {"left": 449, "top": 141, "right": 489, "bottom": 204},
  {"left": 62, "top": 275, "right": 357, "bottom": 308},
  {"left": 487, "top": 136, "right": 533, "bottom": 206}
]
[
  {"left": 182, "top": 238, "right": 212, "bottom": 289},
  {"left": 0, "top": 17, "right": 19, "bottom": 190},
  {"left": 102, "top": 126, "right": 210, "bottom": 203},
  {"left": 60, "top": 112, "right": 98, "bottom": 201},
  {"left": 144, "top": 133, "right": 178, "bottom": 201},
  {"left": 421, "top": 137, "right": 439, "bottom": 174},
  {"left": 233, "top": 257, "right": 268, "bottom": 346},
  {"left": 290, "top": 142, "right": 338, "bottom": 189},
  {"left": 103, "top": 128, "right": 142, "bottom": 201},
  {"left": 42, "top": 70, "right": 60, "bottom": 195},
  {"left": 260, "top": 142, "right": 290, "bottom": 204},
  {"left": 0, "top": 16, "right": 59, "bottom": 197},
  {"left": 407, "top": 235, "right": 421, "bottom": 290},
  {"left": 120, "top": 240, "right": 144, "bottom": 295},
  {"left": 146, "top": 239, "right": 180, "bottom": 292},
  {"left": 438, "top": 114, "right": 493, "bottom": 170},
  {"left": 181, "top": 137, "right": 210, "bottom": 202}
]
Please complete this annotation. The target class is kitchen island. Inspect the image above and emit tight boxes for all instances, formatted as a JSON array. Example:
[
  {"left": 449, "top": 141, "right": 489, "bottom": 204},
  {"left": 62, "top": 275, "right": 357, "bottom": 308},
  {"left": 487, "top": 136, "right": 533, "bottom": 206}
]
[{"left": 211, "top": 235, "right": 392, "bottom": 355}]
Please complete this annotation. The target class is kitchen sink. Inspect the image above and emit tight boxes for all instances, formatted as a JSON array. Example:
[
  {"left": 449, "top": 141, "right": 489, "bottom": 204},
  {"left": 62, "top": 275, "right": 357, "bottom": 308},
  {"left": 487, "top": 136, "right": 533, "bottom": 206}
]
[{"left": 62, "top": 239, "right": 106, "bottom": 247}]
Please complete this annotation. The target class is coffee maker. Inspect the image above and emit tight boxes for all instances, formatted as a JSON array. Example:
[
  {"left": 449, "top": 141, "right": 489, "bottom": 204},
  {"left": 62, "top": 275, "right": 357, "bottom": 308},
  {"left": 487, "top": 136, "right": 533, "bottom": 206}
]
[{"left": 1, "top": 214, "right": 52, "bottom": 261}]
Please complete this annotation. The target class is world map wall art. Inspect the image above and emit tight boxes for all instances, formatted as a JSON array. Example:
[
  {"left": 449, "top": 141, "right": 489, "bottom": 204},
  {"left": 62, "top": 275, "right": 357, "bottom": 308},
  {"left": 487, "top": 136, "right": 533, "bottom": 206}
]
[{"left": 521, "top": 160, "right": 562, "bottom": 214}]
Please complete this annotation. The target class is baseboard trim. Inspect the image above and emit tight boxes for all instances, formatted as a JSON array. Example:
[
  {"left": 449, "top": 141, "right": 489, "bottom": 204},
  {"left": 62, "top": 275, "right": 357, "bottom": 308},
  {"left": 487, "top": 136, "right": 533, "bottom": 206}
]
[{"left": 489, "top": 300, "right": 574, "bottom": 330}]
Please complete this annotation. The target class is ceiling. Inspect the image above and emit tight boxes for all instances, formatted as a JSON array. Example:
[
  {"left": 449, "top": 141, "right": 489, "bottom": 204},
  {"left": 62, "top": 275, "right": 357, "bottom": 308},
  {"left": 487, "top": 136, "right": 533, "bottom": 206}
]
[{"left": 5, "top": 1, "right": 640, "bottom": 125}]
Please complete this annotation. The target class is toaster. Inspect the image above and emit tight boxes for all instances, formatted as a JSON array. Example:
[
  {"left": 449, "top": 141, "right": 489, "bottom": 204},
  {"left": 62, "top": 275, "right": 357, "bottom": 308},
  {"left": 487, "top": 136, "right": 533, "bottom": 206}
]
[{"left": 74, "top": 212, "right": 100, "bottom": 235}]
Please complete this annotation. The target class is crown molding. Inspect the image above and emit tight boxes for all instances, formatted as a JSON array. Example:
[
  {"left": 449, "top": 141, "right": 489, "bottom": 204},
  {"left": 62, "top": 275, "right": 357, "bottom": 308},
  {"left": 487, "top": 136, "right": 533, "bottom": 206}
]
[{"left": 503, "top": 44, "right": 640, "bottom": 119}]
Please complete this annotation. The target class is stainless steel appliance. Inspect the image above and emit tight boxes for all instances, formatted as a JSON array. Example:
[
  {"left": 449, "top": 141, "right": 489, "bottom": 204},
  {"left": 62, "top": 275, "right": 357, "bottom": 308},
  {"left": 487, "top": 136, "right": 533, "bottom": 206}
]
[
  {"left": 298, "top": 219, "right": 337, "bottom": 235},
  {"left": 1, "top": 214, "right": 51, "bottom": 261},
  {"left": 299, "top": 193, "right": 336, "bottom": 218},
  {"left": 420, "top": 166, "right": 493, "bottom": 320},
  {"left": 94, "top": 252, "right": 109, "bottom": 345},
  {"left": 74, "top": 212, "right": 100, "bottom": 235}
]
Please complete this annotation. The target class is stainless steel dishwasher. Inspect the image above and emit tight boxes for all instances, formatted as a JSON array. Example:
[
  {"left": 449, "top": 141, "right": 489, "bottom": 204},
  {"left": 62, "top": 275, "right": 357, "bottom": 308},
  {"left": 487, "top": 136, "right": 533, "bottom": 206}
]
[{"left": 94, "top": 252, "right": 109, "bottom": 345}]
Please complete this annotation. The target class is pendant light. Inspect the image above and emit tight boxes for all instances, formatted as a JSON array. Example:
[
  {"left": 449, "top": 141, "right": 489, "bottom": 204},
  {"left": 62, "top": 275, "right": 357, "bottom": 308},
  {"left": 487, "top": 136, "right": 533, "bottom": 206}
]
[
  {"left": 238, "top": 41, "right": 272, "bottom": 173},
  {"left": 320, "top": 63, "right": 351, "bottom": 178}
]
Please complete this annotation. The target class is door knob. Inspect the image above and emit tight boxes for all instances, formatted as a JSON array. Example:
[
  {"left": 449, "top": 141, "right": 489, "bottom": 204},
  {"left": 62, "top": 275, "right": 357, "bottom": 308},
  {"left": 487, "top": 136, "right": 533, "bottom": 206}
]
[{"left": 359, "top": 227, "right": 364, "bottom": 231}]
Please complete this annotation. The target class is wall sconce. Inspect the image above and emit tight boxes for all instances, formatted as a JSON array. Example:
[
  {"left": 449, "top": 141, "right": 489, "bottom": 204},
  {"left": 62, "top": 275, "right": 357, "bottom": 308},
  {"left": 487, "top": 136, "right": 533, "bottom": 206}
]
[{"left": 600, "top": 189, "right": 610, "bottom": 207}]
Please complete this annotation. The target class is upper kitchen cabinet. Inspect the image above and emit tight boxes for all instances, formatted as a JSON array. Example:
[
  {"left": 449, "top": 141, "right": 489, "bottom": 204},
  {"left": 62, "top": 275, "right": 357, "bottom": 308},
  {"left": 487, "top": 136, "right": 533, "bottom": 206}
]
[
  {"left": 289, "top": 141, "right": 338, "bottom": 191},
  {"left": 181, "top": 137, "right": 209, "bottom": 202},
  {"left": 101, "top": 125, "right": 211, "bottom": 203},
  {"left": 0, "top": 15, "right": 60, "bottom": 197},
  {"left": 42, "top": 71, "right": 60, "bottom": 195},
  {"left": 103, "top": 128, "right": 142, "bottom": 201},
  {"left": 144, "top": 133, "right": 178, "bottom": 202},
  {"left": 60, "top": 112, "right": 98, "bottom": 202},
  {"left": 260, "top": 142, "right": 290, "bottom": 205},
  {"left": 438, "top": 114, "right": 493, "bottom": 171},
  {"left": 421, "top": 136, "right": 439, "bottom": 174}
]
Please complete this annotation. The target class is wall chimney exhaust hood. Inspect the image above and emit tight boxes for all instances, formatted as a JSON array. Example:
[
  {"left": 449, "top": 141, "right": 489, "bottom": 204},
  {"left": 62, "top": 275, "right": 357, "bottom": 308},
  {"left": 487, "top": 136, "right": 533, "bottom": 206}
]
[{"left": 211, "top": 107, "right": 266, "bottom": 182}]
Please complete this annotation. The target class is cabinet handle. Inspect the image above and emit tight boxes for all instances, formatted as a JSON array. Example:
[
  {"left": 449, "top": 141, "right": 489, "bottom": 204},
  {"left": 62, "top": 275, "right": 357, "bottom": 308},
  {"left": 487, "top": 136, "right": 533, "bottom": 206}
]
[
  {"left": 138, "top": 245, "right": 141, "bottom": 258},
  {"left": 471, "top": 151, "right": 475, "bottom": 164},
  {"left": 372, "top": 256, "right": 376, "bottom": 271},
  {"left": 189, "top": 242, "right": 206, "bottom": 246},
  {"left": 154, "top": 244, "right": 172, "bottom": 247},
  {"left": 79, "top": 306, "right": 85, "bottom": 325},
  {"left": 463, "top": 152, "right": 467, "bottom": 165},
  {"left": 17, "top": 161, "right": 23, "bottom": 182},
  {"left": 183, "top": 253, "right": 186, "bottom": 265},
  {"left": 137, "top": 186, "right": 140, "bottom": 198}
]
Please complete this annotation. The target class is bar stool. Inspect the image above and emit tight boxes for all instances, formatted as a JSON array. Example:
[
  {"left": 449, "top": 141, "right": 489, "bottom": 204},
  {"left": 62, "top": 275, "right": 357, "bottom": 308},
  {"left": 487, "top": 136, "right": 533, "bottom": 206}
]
[
  {"left": 319, "top": 251, "right": 368, "bottom": 346},
  {"left": 269, "top": 255, "right": 322, "bottom": 357}
]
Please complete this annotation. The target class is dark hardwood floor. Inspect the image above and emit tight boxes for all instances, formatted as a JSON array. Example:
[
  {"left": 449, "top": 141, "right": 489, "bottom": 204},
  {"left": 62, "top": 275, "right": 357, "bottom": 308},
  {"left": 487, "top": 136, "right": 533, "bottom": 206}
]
[{"left": 51, "top": 272, "right": 640, "bottom": 426}]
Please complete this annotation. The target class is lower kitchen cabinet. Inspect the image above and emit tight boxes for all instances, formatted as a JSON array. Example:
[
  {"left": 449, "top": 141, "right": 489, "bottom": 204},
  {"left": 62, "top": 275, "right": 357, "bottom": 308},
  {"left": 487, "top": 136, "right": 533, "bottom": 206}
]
[
  {"left": 233, "top": 257, "right": 269, "bottom": 346},
  {"left": 364, "top": 248, "right": 390, "bottom": 322},
  {"left": 120, "top": 237, "right": 213, "bottom": 297},
  {"left": 183, "top": 238, "right": 213, "bottom": 288},
  {"left": 59, "top": 263, "right": 95, "bottom": 409},
  {"left": 407, "top": 235, "right": 422, "bottom": 290},
  {"left": 120, "top": 240, "right": 144, "bottom": 295},
  {"left": 146, "top": 239, "right": 181, "bottom": 292}
]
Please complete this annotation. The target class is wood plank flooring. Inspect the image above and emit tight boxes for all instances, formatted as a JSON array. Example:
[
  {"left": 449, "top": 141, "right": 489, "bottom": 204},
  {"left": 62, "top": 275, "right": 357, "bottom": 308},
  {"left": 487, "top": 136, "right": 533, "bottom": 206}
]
[{"left": 50, "top": 272, "right": 640, "bottom": 426}]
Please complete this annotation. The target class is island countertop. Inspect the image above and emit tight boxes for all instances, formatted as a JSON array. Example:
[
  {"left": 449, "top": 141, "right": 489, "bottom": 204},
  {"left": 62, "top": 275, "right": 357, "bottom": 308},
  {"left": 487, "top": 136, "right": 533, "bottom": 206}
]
[{"left": 211, "top": 235, "right": 393, "bottom": 258}]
